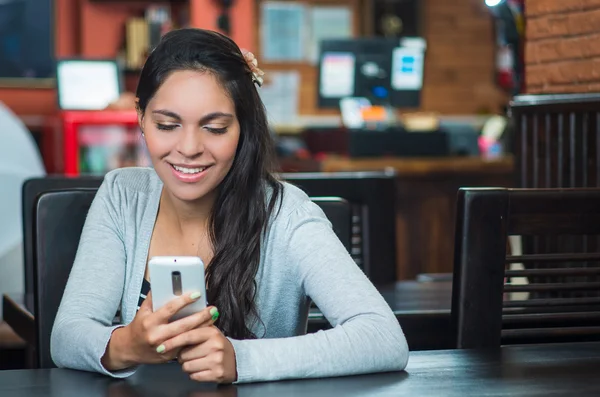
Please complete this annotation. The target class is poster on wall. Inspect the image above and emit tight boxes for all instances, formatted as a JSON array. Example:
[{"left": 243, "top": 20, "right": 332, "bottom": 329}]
[{"left": 0, "top": 0, "right": 55, "bottom": 87}]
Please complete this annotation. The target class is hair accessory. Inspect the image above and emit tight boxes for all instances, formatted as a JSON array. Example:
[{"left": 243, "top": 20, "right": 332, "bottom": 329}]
[{"left": 242, "top": 50, "right": 264, "bottom": 87}]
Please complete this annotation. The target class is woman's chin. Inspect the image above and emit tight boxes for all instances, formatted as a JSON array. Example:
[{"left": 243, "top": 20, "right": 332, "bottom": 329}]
[{"left": 167, "top": 184, "right": 214, "bottom": 203}]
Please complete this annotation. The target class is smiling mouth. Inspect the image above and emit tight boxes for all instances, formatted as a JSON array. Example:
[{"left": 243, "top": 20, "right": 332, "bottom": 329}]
[{"left": 169, "top": 163, "right": 212, "bottom": 174}]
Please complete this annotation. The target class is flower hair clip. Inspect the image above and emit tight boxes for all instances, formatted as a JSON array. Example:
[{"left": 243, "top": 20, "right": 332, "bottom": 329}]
[{"left": 242, "top": 49, "right": 264, "bottom": 87}]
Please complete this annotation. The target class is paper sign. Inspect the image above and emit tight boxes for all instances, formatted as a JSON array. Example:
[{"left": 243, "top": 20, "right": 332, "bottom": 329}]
[
  {"left": 319, "top": 52, "right": 355, "bottom": 98},
  {"left": 391, "top": 47, "right": 424, "bottom": 90},
  {"left": 261, "top": 2, "right": 307, "bottom": 61}
]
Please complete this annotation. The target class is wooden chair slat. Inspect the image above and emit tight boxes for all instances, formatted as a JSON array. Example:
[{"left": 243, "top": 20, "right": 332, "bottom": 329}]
[
  {"left": 502, "top": 326, "right": 600, "bottom": 339},
  {"left": 503, "top": 297, "right": 600, "bottom": 308},
  {"left": 503, "top": 282, "right": 600, "bottom": 293},
  {"left": 503, "top": 312, "right": 600, "bottom": 324},
  {"left": 506, "top": 253, "right": 600, "bottom": 264},
  {"left": 505, "top": 267, "right": 600, "bottom": 277}
]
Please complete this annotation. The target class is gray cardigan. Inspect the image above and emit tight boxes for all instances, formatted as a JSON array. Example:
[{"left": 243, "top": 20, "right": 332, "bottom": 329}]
[{"left": 51, "top": 167, "right": 409, "bottom": 383}]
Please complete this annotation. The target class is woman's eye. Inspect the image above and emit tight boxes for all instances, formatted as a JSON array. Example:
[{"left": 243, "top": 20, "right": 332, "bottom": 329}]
[
  {"left": 206, "top": 127, "right": 228, "bottom": 134},
  {"left": 156, "top": 123, "right": 178, "bottom": 131}
]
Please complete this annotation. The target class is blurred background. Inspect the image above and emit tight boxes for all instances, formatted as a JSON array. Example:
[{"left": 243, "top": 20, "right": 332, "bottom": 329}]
[{"left": 0, "top": 0, "right": 528, "bottom": 283}]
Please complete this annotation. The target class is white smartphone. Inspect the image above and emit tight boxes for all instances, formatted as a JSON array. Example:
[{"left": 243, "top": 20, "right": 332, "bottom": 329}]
[{"left": 148, "top": 256, "right": 208, "bottom": 321}]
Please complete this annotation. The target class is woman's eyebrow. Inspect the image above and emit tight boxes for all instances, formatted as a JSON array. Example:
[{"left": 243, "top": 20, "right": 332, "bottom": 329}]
[
  {"left": 199, "top": 112, "right": 234, "bottom": 124},
  {"left": 151, "top": 109, "right": 181, "bottom": 120},
  {"left": 150, "top": 110, "right": 233, "bottom": 124}
]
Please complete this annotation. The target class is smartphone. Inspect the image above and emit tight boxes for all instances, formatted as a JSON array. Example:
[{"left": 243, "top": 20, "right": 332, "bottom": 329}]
[{"left": 148, "top": 256, "right": 207, "bottom": 321}]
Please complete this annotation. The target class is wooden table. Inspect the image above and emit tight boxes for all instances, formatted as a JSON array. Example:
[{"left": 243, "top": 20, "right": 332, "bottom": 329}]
[
  {"left": 2, "top": 341, "right": 599, "bottom": 396},
  {"left": 320, "top": 156, "right": 515, "bottom": 280},
  {"left": 309, "top": 280, "right": 452, "bottom": 350},
  {"left": 3, "top": 281, "right": 453, "bottom": 363}
]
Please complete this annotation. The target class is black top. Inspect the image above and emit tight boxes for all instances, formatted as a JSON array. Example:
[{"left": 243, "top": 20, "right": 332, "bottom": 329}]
[{"left": 2, "top": 342, "right": 600, "bottom": 397}]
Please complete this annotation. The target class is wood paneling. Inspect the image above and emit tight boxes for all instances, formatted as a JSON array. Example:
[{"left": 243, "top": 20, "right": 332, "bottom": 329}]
[{"left": 322, "top": 156, "right": 515, "bottom": 280}]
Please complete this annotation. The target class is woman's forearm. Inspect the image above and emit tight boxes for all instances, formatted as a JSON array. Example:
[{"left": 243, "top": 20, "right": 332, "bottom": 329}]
[{"left": 101, "top": 326, "right": 137, "bottom": 371}]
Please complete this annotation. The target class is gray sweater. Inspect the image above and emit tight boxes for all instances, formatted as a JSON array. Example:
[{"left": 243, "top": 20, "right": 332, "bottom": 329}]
[{"left": 51, "top": 167, "right": 409, "bottom": 383}]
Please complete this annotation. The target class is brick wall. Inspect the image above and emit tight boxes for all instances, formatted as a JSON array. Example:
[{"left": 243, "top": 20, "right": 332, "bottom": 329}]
[{"left": 526, "top": 0, "right": 600, "bottom": 93}]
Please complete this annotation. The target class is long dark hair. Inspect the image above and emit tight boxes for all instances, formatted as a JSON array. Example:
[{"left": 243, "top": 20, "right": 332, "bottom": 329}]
[{"left": 136, "top": 28, "right": 282, "bottom": 339}]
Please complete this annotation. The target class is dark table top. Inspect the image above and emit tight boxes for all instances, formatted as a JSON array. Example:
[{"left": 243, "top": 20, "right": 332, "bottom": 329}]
[
  {"left": 2, "top": 281, "right": 454, "bottom": 353},
  {"left": 310, "top": 280, "right": 452, "bottom": 319},
  {"left": 2, "top": 342, "right": 600, "bottom": 396}
]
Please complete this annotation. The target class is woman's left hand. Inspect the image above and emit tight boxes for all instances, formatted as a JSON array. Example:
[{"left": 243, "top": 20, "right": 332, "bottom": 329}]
[{"left": 162, "top": 325, "right": 237, "bottom": 383}]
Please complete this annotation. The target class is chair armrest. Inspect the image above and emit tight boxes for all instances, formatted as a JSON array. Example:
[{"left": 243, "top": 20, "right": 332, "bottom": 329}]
[
  {"left": 0, "top": 321, "right": 25, "bottom": 348},
  {"left": 2, "top": 294, "right": 35, "bottom": 346}
]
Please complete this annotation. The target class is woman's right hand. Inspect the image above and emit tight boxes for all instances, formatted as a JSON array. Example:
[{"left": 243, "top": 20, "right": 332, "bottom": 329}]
[{"left": 101, "top": 291, "right": 217, "bottom": 371}]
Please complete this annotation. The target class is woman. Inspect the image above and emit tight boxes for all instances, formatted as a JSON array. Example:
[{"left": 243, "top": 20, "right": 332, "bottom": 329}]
[{"left": 51, "top": 28, "right": 408, "bottom": 384}]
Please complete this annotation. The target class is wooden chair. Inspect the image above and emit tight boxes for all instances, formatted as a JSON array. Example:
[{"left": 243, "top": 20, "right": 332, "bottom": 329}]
[
  {"left": 451, "top": 187, "right": 600, "bottom": 349},
  {"left": 510, "top": 93, "right": 600, "bottom": 299}
]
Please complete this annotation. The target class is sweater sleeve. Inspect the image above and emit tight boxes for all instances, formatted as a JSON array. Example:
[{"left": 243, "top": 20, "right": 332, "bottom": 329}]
[
  {"left": 50, "top": 172, "right": 135, "bottom": 377},
  {"left": 229, "top": 200, "right": 409, "bottom": 383}
]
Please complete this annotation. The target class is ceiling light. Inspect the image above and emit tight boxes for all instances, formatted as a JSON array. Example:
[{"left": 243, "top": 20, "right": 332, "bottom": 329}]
[{"left": 485, "top": 0, "right": 504, "bottom": 6}]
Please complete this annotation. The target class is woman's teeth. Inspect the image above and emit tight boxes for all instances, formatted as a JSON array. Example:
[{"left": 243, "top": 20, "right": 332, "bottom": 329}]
[{"left": 172, "top": 165, "right": 206, "bottom": 174}]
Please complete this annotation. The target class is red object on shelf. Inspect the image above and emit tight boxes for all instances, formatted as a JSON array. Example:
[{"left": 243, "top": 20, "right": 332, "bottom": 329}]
[{"left": 60, "top": 110, "right": 140, "bottom": 176}]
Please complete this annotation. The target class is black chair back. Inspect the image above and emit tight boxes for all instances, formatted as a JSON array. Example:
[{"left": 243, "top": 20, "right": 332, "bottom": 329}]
[
  {"left": 310, "top": 197, "right": 352, "bottom": 252},
  {"left": 23, "top": 176, "right": 103, "bottom": 302},
  {"left": 34, "top": 189, "right": 97, "bottom": 368},
  {"left": 451, "top": 187, "right": 600, "bottom": 349},
  {"left": 282, "top": 171, "right": 397, "bottom": 285}
]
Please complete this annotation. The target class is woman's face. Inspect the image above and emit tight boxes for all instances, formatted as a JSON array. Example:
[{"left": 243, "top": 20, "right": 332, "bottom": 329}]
[{"left": 141, "top": 70, "right": 240, "bottom": 203}]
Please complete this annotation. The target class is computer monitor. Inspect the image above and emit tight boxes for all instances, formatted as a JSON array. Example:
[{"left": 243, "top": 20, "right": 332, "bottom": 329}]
[
  {"left": 56, "top": 59, "right": 123, "bottom": 111},
  {"left": 317, "top": 37, "right": 425, "bottom": 109}
]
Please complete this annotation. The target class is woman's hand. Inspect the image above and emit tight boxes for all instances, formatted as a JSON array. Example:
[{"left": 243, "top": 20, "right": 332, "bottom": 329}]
[
  {"left": 159, "top": 323, "right": 238, "bottom": 384},
  {"left": 101, "top": 291, "right": 218, "bottom": 371}
]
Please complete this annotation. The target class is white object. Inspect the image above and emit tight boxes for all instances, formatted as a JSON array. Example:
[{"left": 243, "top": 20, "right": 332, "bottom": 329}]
[
  {"left": 340, "top": 97, "right": 371, "bottom": 129},
  {"left": 485, "top": 0, "right": 504, "bottom": 7},
  {"left": 400, "top": 37, "right": 427, "bottom": 51},
  {"left": 391, "top": 47, "right": 424, "bottom": 90},
  {"left": 481, "top": 115, "right": 507, "bottom": 142},
  {"left": 56, "top": 60, "right": 121, "bottom": 110},
  {"left": 148, "top": 256, "right": 207, "bottom": 321},
  {"left": 0, "top": 102, "right": 46, "bottom": 318},
  {"left": 507, "top": 236, "right": 529, "bottom": 301},
  {"left": 319, "top": 52, "right": 355, "bottom": 98}
]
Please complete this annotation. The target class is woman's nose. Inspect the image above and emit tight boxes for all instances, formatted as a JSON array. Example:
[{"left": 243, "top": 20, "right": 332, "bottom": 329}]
[{"left": 176, "top": 128, "right": 204, "bottom": 158}]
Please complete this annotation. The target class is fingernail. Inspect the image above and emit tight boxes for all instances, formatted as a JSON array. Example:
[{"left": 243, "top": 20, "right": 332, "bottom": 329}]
[
  {"left": 210, "top": 307, "right": 219, "bottom": 321},
  {"left": 190, "top": 292, "right": 202, "bottom": 300},
  {"left": 252, "top": 58, "right": 258, "bottom": 67},
  {"left": 156, "top": 344, "right": 165, "bottom": 354}
]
